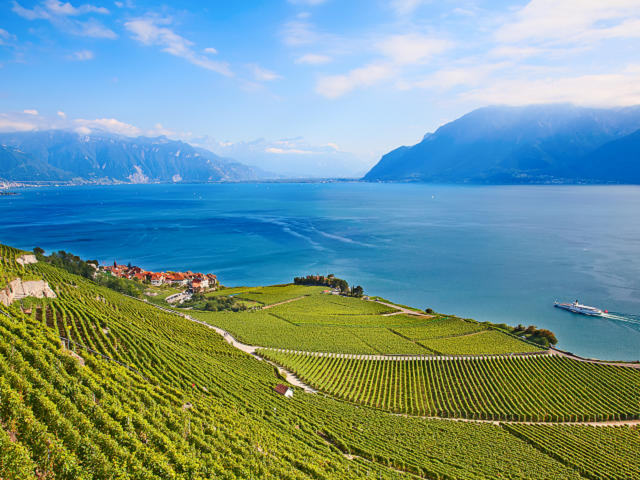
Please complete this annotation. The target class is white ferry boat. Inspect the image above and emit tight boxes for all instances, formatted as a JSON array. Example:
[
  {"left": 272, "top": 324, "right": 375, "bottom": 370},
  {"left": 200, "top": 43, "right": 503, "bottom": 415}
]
[{"left": 554, "top": 300, "right": 603, "bottom": 316}]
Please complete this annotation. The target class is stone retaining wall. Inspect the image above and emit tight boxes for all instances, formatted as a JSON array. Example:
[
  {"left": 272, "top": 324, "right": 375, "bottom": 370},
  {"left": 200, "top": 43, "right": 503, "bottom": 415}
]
[{"left": 0, "top": 278, "right": 56, "bottom": 306}]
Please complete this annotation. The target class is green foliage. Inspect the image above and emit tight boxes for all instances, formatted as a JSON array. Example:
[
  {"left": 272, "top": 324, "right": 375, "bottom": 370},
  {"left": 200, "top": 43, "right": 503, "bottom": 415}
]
[
  {"left": 306, "top": 395, "right": 584, "bottom": 480},
  {"left": 393, "top": 317, "right": 487, "bottom": 341},
  {"left": 418, "top": 329, "right": 544, "bottom": 355},
  {"left": 0, "top": 254, "right": 412, "bottom": 480},
  {"left": 37, "top": 249, "right": 98, "bottom": 281},
  {"left": 489, "top": 322, "right": 559, "bottom": 346},
  {"left": 94, "top": 274, "right": 144, "bottom": 298},
  {"left": 293, "top": 274, "right": 350, "bottom": 294},
  {"left": 1, "top": 242, "right": 634, "bottom": 480},
  {"left": 195, "top": 311, "right": 380, "bottom": 354},
  {"left": 236, "top": 284, "right": 326, "bottom": 305},
  {"left": 269, "top": 294, "right": 398, "bottom": 315},
  {"left": 261, "top": 350, "right": 640, "bottom": 421},
  {"left": 504, "top": 423, "right": 640, "bottom": 480}
]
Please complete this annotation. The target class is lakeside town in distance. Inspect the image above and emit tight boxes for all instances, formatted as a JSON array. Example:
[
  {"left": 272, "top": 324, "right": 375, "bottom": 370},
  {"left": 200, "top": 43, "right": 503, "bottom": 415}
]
[{"left": 100, "top": 260, "right": 218, "bottom": 302}]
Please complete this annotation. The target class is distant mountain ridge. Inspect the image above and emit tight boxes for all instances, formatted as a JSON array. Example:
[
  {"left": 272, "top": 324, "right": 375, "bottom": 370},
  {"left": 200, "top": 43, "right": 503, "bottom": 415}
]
[
  {"left": 191, "top": 136, "right": 369, "bottom": 178},
  {"left": 0, "top": 130, "right": 266, "bottom": 183},
  {"left": 364, "top": 104, "right": 640, "bottom": 184}
]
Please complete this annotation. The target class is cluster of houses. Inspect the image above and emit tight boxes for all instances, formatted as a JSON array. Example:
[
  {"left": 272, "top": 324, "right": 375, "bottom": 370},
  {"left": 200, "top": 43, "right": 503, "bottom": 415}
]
[{"left": 100, "top": 261, "right": 218, "bottom": 292}]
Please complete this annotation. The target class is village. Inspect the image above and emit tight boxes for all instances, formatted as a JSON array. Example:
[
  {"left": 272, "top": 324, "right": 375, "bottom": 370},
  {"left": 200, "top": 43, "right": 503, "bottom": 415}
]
[{"left": 100, "top": 261, "right": 218, "bottom": 303}]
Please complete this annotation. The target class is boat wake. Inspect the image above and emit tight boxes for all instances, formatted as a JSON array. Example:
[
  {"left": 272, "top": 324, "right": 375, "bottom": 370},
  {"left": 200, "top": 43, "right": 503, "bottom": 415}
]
[{"left": 601, "top": 312, "right": 640, "bottom": 331}]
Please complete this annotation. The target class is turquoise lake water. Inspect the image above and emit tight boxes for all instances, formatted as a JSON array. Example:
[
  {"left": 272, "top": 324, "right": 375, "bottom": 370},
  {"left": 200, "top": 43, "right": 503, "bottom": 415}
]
[{"left": 2, "top": 183, "right": 639, "bottom": 361}]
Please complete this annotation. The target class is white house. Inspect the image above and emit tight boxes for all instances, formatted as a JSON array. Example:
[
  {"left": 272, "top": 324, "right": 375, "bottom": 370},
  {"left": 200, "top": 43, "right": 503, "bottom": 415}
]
[{"left": 274, "top": 384, "right": 294, "bottom": 398}]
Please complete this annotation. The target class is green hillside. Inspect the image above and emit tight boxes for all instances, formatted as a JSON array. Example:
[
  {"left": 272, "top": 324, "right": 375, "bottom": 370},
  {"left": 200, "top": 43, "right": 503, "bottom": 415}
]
[{"left": 1, "top": 242, "right": 639, "bottom": 480}]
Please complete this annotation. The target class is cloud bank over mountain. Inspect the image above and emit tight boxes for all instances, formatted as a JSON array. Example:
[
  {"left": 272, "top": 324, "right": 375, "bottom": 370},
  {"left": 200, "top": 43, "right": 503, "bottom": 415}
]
[{"left": 190, "top": 136, "right": 373, "bottom": 178}]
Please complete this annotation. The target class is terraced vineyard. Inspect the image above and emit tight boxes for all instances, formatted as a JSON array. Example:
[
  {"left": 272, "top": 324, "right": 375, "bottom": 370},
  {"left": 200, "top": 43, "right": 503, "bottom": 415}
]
[
  {"left": 1, "top": 244, "right": 42, "bottom": 290},
  {"left": 260, "top": 350, "right": 640, "bottom": 421},
  {"left": 269, "top": 294, "right": 399, "bottom": 315},
  {"left": 274, "top": 312, "right": 426, "bottom": 327},
  {"left": 2, "top": 243, "right": 639, "bottom": 480},
  {"left": 236, "top": 284, "right": 327, "bottom": 305},
  {"left": 417, "top": 329, "right": 544, "bottom": 355},
  {"left": 392, "top": 317, "right": 487, "bottom": 340},
  {"left": 195, "top": 294, "right": 543, "bottom": 355},
  {"left": 194, "top": 311, "right": 381, "bottom": 354},
  {"left": 303, "top": 396, "right": 585, "bottom": 480},
  {"left": 504, "top": 423, "right": 640, "bottom": 480}
]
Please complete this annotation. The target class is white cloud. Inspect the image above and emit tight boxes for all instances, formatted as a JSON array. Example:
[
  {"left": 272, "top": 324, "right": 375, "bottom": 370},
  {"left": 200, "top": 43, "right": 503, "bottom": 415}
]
[
  {"left": 13, "top": 0, "right": 109, "bottom": 18},
  {"left": 295, "top": 53, "right": 331, "bottom": 65},
  {"left": 281, "top": 19, "right": 319, "bottom": 46},
  {"left": 47, "top": 0, "right": 109, "bottom": 16},
  {"left": 0, "top": 110, "right": 190, "bottom": 138},
  {"left": 495, "top": 0, "right": 640, "bottom": 44},
  {"left": 315, "top": 34, "right": 449, "bottom": 98},
  {"left": 406, "top": 62, "right": 512, "bottom": 91},
  {"left": 0, "top": 114, "right": 39, "bottom": 132},
  {"left": 287, "top": 0, "right": 329, "bottom": 5},
  {"left": 389, "top": 0, "right": 426, "bottom": 16},
  {"left": 74, "top": 125, "right": 91, "bottom": 134},
  {"left": 316, "top": 63, "right": 397, "bottom": 98},
  {"left": 246, "top": 64, "right": 282, "bottom": 81},
  {"left": 0, "top": 29, "right": 18, "bottom": 46},
  {"left": 204, "top": 47, "right": 218, "bottom": 54},
  {"left": 13, "top": 0, "right": 116, "bottom": 39},
  {"left": 453, "top": 8, "right": 475, "bottom": 16},
  {"left": 125, "top": 17, "right": 232, "bottom": 76},
  {"left": 114, "top": 1, "right": 123, "bottom": 7},
  {"left": 66, "top": 50, "right": 94, "bottom": 60},
  {"left": 74, "top": 117, "right": 141, "bottom": 136},
  {"left": 376, "top": 34, "right": 450, "bottom": 65},
  {"left": 265, "top": 146, "right": 316, "bottom": 154},
  {"left": 459, "top": 66, "right": 640, "bottom": 108},
  {"left": 75, "top": 18, "right": 117, "bottom": 38},
  {"left": 73, "top": 117, "right": 191, "bottom": 137}
]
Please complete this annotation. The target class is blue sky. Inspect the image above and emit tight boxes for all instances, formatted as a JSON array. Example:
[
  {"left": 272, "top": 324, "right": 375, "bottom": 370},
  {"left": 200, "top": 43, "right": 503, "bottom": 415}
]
[{"left": 1, "top": 0, "right": 640, "bottom": 163}]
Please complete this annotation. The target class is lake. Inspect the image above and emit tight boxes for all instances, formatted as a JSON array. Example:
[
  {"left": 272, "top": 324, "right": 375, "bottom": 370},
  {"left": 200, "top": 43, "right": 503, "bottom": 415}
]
[{"left": 2, "top": 182, "right": 639, "bottom": 361}]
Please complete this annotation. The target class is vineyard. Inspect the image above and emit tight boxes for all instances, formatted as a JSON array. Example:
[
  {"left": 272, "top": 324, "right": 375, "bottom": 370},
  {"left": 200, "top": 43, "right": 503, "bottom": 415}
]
[
  {"left": 392, "top": 317, "right": 487, "bottom": 340},
  {"left": 417, "top": 329, "right": 544, "bottom": 355},
  {"left": 504, "top": 423, "right": 640, "bottom": 480},
  {"left": 193, "top": 311, "right": 381, "bottom": 354},
  {"left": 1, "top": 244, "right": 42, "bottom": 290},
  {"left": 236, "top": 285, "right": 327, "bottom": 305},
  {"left": 1, "top": 242, "right": 639, "bottom": 479},
  {"left": 269, "top": 294, "right": 399, "bottom": 315},
  {"left": 259, "top": 349, "right": 640, "bottom": 421},
  {"left": 194, "top": 294, "right": 543, "bottom": 356}
]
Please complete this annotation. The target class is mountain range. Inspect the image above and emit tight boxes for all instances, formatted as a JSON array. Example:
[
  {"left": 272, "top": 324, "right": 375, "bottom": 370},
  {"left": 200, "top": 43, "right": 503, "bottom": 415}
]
[
  {"left": 190, "top": 136, "right": 370, "bottom": 178},
  {"left": 364, "top": 104, "right": 640, "bottom": 184},
  {"left": 0, "top": 130, "right": 269, "bottom": 183}
]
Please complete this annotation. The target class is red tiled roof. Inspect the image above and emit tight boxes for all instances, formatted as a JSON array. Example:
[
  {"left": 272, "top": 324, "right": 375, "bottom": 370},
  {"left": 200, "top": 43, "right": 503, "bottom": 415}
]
[{"left": 274, "top": 384, "right": 290, "bottom": 395}]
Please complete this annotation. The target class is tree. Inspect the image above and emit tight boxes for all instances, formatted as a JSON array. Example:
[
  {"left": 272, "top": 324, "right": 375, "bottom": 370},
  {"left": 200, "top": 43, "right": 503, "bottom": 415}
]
[{"left": 425, "top": 308, "right": 434, "bottom": 314}]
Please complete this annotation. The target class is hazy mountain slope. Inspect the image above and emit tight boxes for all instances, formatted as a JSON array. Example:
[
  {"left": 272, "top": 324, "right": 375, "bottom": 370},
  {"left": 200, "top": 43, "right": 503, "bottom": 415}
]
[
  {"left": 191, "top": 136, "right": 368, "bottom": 178},
  {"left": 364, "top": 104, "right": 640, "bottom": 183},
  {"left": 0, "top": 130, "right": 259, "bottom": 183},
  {"left": 575, "top": 128, "right": 640, "bottom": 183},
  {"left": 0, "top": 145, "right": 71, "bottom": 181}
]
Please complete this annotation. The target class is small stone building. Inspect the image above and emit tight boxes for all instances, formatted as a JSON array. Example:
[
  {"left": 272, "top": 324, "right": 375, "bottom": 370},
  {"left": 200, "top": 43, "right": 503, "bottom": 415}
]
[{"left": 274, "top": 384, "right": 294, "bottom": 398}]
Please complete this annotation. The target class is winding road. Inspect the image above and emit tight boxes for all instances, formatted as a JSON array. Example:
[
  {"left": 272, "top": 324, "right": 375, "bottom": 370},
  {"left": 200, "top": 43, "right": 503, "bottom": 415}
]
[{"left": 129, "top": 293, "right": 640, "bottom": 425}]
